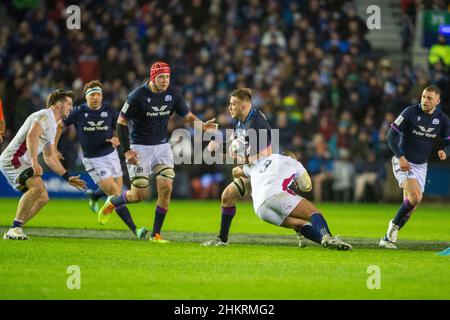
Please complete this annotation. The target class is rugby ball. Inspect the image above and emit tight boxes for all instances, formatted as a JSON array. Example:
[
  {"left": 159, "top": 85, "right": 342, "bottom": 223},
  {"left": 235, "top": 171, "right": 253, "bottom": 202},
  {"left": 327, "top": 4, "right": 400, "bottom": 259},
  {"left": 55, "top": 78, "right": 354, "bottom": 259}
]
[{"left": 230, "top": 137, "right": 246, "bottom": 157}]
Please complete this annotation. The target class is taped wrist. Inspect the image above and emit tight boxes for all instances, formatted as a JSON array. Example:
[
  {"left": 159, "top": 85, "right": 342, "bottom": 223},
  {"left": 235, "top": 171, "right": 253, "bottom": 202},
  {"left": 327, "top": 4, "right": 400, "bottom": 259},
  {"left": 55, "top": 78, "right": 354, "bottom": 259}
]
[
  {"left": 117, "top": 123, "right": 131, "bottom": 153},
  {"left": 62, "top": 172, "right": 70, "bottom": 181}
]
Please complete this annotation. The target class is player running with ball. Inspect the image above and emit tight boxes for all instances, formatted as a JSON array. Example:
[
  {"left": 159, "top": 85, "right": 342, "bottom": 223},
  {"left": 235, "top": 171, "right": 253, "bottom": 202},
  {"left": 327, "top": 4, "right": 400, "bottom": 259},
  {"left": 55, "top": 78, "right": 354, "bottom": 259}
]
[{"left": 202, "top": 88, "right": 351, "bottom": 250}]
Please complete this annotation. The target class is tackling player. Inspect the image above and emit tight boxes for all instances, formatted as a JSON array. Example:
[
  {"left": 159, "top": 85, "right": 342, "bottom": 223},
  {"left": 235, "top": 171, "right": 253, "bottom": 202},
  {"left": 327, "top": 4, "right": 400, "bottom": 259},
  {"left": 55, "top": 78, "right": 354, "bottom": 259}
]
[
  {"left": 230, "top": 151, "right": 352, "bottom": 250},
  {"left": 56, "top": 80, "right": 147, "bottom": 239},
  {"left": 0, "top": 89, "right": 86, "bottom": 240},
  {"left": 98, "top": 61, "right": 217, "bottom": 242},
  {"left": 380, "top": 86, "right": 450, "bottom": 249}
]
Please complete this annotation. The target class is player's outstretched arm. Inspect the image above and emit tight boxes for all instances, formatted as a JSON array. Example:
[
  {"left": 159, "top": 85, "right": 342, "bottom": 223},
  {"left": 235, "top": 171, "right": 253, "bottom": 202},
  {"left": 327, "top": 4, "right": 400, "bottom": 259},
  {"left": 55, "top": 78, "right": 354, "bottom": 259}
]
[
  {"left": 43, "top": 144, "right": 86, "bottom": 190},
  {"left": 183, "top": 112, "right": 218, "bottom": 132}
]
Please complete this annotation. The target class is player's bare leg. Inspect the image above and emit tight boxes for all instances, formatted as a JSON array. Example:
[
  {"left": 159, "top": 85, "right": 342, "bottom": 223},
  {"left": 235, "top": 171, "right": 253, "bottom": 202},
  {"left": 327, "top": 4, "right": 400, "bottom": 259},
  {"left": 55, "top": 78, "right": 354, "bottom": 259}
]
[
  {"left": 280, "top": 216, "right": 309, "bottom": 247},
  {"left": 287, "top": 198, "right": 352, "bottom": 250},
  {"left": 4, "top": 176, "right": 48, "bottom": 240},
  {"left": 381, "top": 178, "right": 421, "bottom": 249}
]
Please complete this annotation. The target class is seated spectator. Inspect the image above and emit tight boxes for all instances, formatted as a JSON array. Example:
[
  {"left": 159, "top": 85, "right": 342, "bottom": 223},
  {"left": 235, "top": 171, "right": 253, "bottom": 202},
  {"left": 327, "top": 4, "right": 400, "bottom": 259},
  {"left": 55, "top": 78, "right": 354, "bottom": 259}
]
[
  {"left": 331, "top": 148, "right": 355, "bottom": 202},
  {"left": 354, "top": 151, "right": 385, "bottom": 202}
]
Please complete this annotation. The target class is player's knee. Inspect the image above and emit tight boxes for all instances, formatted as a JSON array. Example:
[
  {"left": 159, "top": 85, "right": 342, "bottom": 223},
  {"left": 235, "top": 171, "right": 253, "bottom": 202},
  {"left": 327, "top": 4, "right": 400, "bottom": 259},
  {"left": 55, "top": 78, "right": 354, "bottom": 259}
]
[
  {"left": 221, "top": 186, "right": 237, "bottom": 206},
  {"left": 40, "top": 192, "right": 49, "bottom": 205},
  {"left": 127, "top": 188, "right": 146, "bottom": 202},
  {"left": 409, "top": 192, "right": 422, "bottom": 206},
  {"left": 29, "top": 182, "right": 46, "bottom": 195},
  {"left": 154, "top": 166, "right": 175, "bottom": 181}
]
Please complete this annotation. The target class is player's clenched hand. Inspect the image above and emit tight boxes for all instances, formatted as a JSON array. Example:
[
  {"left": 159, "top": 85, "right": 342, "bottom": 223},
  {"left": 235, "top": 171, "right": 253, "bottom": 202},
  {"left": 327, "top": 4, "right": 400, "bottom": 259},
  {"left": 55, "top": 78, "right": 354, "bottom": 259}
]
[
  {"left": 125, "top": 149, "right": 139, "bottom": 165},
  {"left": 68, "top": 175, "right": 87, "bottom": 191},
  {"left": 438, "top": 150, "right": 447, "bottom": 161},
  {"left": 398, "top": 156, "right": 411, "bottom": 172},
  {"left": 202, "top": 118, "right": 219, "bottom": 132},
  {"left": 32, "top": 162, "right": 43, "bottom": 176},
  {"left": 207, "top": 140, "right": 219, "bottom": 152},
  {"left": 106, "top": 137, "right": 120, "bottom": 148}
]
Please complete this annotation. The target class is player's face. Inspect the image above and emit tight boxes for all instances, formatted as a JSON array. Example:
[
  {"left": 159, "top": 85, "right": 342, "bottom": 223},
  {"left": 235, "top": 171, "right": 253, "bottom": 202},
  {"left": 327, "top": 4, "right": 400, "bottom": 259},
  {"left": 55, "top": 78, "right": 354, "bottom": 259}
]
[
  {"left": 155, "top": 74, "right": 170, "bottom": 91},
  {"left": 86, "top": 92, "right": 102, "bottom": 109},
  {"left": 58, "top": 97, "right": 73, "bottom": 119},
  {"left": 228, "top": 96, "right": 244, "bottom": 119},
  {"left": 421, "top": 90, "right": 440, "bottom": 114}
]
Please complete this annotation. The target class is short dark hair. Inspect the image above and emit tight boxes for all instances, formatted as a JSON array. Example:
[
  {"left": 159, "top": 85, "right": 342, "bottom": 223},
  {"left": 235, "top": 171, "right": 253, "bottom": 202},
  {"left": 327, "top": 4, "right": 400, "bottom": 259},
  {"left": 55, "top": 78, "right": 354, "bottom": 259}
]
[
  {"left": 46, "top": 89, "right": 75, "bottom": 108},
  {"left": 84, "top": 80, "right": 103, "bottom": 93},
  {"left": 230, "top": 88, "right": 252, "bottom": 103},
  {"left": 424, "top": 86, "right": 441, "bottom": 96},
  {"left": 282, "top": 150, "right": 298, "bottom": 160}
]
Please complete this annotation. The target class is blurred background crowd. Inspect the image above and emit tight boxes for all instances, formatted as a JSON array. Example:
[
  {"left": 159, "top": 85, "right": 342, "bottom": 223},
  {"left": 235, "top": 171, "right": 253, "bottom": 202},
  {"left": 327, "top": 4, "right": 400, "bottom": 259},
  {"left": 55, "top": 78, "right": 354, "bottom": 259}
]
[{"left": 0, "top": 0, "right": 449, "bottom": 201}]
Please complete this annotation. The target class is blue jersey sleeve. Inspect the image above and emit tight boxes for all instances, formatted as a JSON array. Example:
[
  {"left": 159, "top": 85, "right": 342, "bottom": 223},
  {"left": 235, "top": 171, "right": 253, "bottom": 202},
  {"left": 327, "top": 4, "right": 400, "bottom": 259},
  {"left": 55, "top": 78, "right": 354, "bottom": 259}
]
[
  {"left": 173, "top": 89, "right": 189, "bottom": 118},
  {"left": 120, "top": 97, "right": 139, "bottom": 120},
  {"left": 111, "top": 108, "right": 119, "bottom": 125},
  {"left": 391, "top": 107, "right": 412, "bottom": 133},
  {"left": 63, "top": 106, "right": 79, "bottom": 126},
  {"left": 441, "top": 113, "right": 450, "bottom": 143}
]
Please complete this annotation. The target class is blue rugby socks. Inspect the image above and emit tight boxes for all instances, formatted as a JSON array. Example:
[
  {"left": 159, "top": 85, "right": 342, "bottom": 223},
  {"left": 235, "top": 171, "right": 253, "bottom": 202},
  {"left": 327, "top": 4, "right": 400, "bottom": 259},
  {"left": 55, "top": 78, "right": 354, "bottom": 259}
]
[
  {"left": 92, "top": 188, "right": 106, "bottom": 201},
  {"left": 111, "top": 191, "right": 128, "bottom": 207},
  {"left": 152, "top": 206, "right": 168, "bottom": 237},
  {"left": 299, "top": 222, "right": 322, "bottom": 244},
  {"left": 115, "top": 205, "right": 136, "bottom": 233},
  {"left": 11, "top": 219, "right": 23, "bottom": 228},
  {"left": 219, "top": 206, "right": 236, "bottom": 243},
  {"left": 392, "top": 198, "right": 416, "bottom": 229},
  {"left": 310, "top": 212, "right": 332, "bottom": 239}
]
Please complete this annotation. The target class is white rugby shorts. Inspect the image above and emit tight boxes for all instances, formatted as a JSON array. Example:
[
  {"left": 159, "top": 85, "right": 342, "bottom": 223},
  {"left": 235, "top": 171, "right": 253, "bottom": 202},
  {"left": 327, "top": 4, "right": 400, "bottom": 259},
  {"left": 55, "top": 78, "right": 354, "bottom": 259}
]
[
  {"left": 127, "top": 143, "right": 174, "bottom": 179},
  {"left": 82, "top": 151, "right": 122, "bottom": 184},
  {"left": 391, "top": 156, "right": 427, "bottom": 192},
  {"left": 256, "top": 192, "right": 303, "bottom": 226}
]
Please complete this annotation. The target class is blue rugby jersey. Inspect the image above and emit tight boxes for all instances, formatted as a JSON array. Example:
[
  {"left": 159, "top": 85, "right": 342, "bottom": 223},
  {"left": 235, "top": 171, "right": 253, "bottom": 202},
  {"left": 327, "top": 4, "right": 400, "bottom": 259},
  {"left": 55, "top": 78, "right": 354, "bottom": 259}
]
[
  {"left": 234, "top": 108, "right": 273, "bottom": 157},
  {"left": 391, "top": 104, "right": 450, "bottom": 164},
  {"left": 64, "top": 103, "right": 118, "bottom": 158},
  {"left": 120, "top": 83, "right": 189, "bottom": 145}
]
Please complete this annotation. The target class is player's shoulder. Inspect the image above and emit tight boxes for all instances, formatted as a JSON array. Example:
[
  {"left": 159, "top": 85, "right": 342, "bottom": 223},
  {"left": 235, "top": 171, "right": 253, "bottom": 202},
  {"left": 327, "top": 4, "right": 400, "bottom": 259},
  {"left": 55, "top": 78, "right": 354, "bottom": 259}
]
[
  {"left": 32, "top": 108, "right": 56, "bottom": 127},
  {"left": 72, "top": 103, "right": 87, "bottom": 114},
  {"left": 165, "top": 85, "right": 183, "bottom": 100},
  {"left": 402, "top": 104, "right": 420, "bottom": 115},
  {"left": 128, "top": 83, "right": 148, "bottom": 101},
  {"left": 435, "top": 106, "right": 450, "bottom": 120},
  {"left": 249, "top": 108, "right": 271, "bottom": 127}
]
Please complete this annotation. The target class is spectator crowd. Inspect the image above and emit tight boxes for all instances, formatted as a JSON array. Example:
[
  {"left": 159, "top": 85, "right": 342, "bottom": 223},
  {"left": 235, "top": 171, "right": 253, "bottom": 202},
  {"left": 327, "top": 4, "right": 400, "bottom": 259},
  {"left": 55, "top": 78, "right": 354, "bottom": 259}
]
[{"left": 0, "top": 0, "right": 449, "bottom": 201}]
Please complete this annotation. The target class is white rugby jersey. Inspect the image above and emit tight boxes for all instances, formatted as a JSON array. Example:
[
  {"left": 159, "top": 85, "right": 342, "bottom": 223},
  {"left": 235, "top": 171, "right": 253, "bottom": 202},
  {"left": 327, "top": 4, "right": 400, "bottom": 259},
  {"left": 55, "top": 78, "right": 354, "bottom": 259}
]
[
  {"left": 243, "top": 153, "right": 307, "bottom": 213},
  {"left": 0, "top": 109, "right": 57, "bottom": 168}
]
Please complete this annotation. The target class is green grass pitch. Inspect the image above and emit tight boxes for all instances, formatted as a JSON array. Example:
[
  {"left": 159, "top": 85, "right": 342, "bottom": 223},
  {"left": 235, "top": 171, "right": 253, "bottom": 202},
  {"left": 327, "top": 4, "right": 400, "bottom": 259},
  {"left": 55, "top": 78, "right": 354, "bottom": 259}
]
[{"left": 0, "top": 198, "right": 449, "bottom": 299}]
